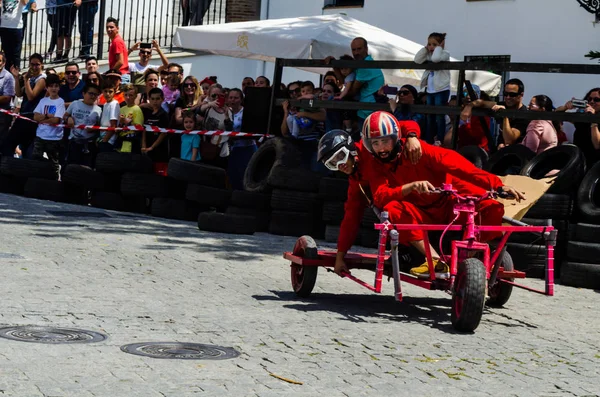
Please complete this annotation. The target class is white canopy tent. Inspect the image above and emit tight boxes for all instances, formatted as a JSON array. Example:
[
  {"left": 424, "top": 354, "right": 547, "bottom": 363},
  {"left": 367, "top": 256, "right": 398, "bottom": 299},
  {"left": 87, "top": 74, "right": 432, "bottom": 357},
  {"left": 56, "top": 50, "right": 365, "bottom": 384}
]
[{"left": 174, "top": 14, "right": 501, "bottom": 95}]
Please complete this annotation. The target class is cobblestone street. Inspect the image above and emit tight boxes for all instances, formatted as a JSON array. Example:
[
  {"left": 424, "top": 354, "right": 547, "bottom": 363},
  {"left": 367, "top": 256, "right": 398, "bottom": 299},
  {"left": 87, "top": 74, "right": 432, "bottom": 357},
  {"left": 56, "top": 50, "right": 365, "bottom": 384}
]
[{"left": 0, "top": 193, "right": 599, "bottom": 396}]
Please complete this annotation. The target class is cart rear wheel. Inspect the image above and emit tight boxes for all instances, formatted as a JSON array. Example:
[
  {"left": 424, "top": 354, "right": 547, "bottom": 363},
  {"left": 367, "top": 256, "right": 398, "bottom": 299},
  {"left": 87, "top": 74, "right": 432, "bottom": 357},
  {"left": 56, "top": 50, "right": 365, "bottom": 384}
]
[
  {"left": 451, "top": 258, "right": 486, "bottom": 332},
  {"left": 487, "top": 250, "right": 514, "bottom": 307},
  {"left": 291, "top": 235, "right": 319, "bottom": 298}
]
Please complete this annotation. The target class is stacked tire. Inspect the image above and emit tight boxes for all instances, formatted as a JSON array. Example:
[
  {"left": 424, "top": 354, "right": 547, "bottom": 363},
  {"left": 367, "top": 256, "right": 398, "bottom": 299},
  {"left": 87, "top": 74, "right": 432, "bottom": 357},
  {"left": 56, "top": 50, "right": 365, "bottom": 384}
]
[
  {"left": 319, "top": 177, "right": 348, "bottom": 244},
  {"left": 504, "top": 145, "right": 585, "bottom": 279},
  {"left": 562, "top": 161, "right": 600, "bottom": 289}
]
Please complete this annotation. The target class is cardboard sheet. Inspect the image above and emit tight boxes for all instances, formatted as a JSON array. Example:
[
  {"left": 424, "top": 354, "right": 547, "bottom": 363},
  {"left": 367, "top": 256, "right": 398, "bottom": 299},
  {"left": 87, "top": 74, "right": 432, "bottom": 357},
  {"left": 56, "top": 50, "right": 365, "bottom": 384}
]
[{"left": 498, "top": 175, "right": 555, "bottom": 221}]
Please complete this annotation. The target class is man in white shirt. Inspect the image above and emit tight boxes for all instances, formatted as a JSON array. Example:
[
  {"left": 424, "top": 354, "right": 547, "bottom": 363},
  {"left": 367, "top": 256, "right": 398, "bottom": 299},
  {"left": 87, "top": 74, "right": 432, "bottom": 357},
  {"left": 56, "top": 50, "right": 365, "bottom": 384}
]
[
  {"left": 0, "top": 0, "right": 29, "bottom": 70},
  {"left": 127, "top": 39, "right": 169, "bottom": 74}
]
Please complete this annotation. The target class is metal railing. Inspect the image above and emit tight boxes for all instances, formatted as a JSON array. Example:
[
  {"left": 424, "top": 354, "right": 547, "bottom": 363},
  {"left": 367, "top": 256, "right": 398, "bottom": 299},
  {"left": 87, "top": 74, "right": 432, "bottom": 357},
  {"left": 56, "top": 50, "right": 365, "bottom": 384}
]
[{"left": 20, "top": 0, "right": 226, "bottom": 69}]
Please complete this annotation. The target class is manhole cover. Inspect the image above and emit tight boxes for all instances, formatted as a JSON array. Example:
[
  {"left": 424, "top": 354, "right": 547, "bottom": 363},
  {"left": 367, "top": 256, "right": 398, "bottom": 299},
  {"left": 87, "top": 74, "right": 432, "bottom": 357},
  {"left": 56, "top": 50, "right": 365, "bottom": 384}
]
[
  {"left": 46, "top": 211, "right": 110, "bottom": 218},
  {"left": 0, "top": 326, "right": 107, "bottom": 344},
  {"left": 120, "top": 342, "right": 240, "bottom": 360}
]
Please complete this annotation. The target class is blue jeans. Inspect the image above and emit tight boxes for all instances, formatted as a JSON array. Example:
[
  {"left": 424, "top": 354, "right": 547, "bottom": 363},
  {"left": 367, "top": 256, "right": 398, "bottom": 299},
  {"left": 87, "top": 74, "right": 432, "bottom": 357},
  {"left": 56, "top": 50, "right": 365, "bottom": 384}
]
[
  {"left": 77, "top": 2, "right": 98, "bottom": 56},
  {"left": 426, "top": 90, "right": 450, "bottom": 144},
  {"left": 227, "top": 143, "right": 257, "bottom": 190}
]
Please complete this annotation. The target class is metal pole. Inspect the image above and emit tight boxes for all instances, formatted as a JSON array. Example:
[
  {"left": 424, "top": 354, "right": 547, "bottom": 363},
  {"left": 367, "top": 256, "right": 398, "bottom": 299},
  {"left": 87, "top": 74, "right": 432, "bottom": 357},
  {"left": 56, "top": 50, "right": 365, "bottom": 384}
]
[
  {"left": 451, "top": 69, "right": 466, "bottom": 150},
  {"left": 267, "top": 57, "right": 284, "bottom": 136},
  {"left": 96, "top": 0, "right": 107, "bottom": 60}
]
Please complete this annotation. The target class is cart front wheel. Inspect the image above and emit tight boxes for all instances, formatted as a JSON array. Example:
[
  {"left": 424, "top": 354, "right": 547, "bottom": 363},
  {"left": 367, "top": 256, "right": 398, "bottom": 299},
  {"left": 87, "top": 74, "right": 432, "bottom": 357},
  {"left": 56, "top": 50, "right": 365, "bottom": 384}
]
[
  {"left": 291, "top": 235, "right": 319, "bottom": 298},
  {"left": 452, "top": 258, "right": 486, "bottom": 332},
  {"left": 487, "top": 250, "right": 514, "bottom": 307}
]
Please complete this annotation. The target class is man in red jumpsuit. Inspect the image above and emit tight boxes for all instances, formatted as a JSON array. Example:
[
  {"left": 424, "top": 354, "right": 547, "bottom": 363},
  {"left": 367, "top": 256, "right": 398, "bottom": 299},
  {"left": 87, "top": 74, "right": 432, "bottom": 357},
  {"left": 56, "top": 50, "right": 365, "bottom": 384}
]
[
  {"left": 317, "top": 119, "right": 423, "bottom": 276},
  {"left": 361, "top": 111, "right": 525, "bottom": 278}
]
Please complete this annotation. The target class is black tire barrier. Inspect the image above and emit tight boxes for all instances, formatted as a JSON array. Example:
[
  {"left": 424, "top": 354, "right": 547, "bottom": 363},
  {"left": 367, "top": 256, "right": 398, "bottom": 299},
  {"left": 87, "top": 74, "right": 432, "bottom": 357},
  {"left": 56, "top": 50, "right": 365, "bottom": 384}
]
[
  {"left": 243, "top": 138, "right": 302, "bottom": 193},
  {"left": 484, "top": 145, "right": 535, "bottom": 176},
  {"left": 325, "top": 224, "right": 340, "bottom": 243},
  {"left": 525, "top": 194, "right": 573, "bottom": 220},
  {"left": 569, "top": 223, "right": 600, "bottom": 244},
  {"left": 566, "top": 241, "right": 600, "bottom": 264},
  {"left": 457, "top": 145, "right": 489, "bottom": 169},
  {"left": 0, "top": 174, "right": 25, "bottom": 195},
  {"left": 62, "top": 164, "right": 105, "bottom": 190},
  {"left": 508, "top": 218, "right": 568, "bottom": 245},
  {"left": 267, "top": 165, "right": 321, "bottom": 193},
  {"left": 269, "top": 210, "right": 315, "bottom": 236},
  {"left": 0, "top": 157, "right": 56, "bottom": 180},
  {"left": 90, "top": 192, "right": 126, "bottom": 211},
  {"left": 318, "top": 177, "right": 349, "bottom": 201},
  {"left": 197, "top": 212, "right": 256, "bottom": 235},
  {"left": 322, "top": 201, "right": 345, "bottom": 224},
  {"left": 95, "top": 152, "right": 153, "bottom": 174},
  {"left": 120, "top": 173, "right": 169, "bottom": 198},
  {"left": 167, "top": 158, "right": 226, "bottom": 188},
  {"left": 230, "top": 190, "right": 271, "bottom": 211},
  {"left": 185, "top": 184, "right": 232, "bottom": 208},
  {"left": 270, "top": 189, "right": 320, "bottom": 212},
  {"left": 151, "top": 198, "right": 202, "bottom": 221},
  {"left": 560, "top": 262, "right": 600, "bottom": 289},
  {"left": 24, "top": 178, "right": 86, "bottom": 204},
  {"left": 576, "top": 161, "right": 600, "bottom": 224},
  {"left": 225, "top": 206, "right": 270, "bottom": 232},
  {"left": 505, "top": 242, "right": 550, "bottom": 279},
  {"left": 520, "top": 144, "right": 585, "bottom": 194},
  {"left": 361, "top": 207, "right": 379, "bottom": 228}
]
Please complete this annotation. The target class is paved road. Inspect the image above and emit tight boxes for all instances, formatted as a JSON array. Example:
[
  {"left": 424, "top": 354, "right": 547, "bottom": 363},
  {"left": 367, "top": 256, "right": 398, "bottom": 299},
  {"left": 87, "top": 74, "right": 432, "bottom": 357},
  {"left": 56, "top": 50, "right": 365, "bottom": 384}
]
[{"left": 0, "top": 193, "right": 598, "bottom": 396}]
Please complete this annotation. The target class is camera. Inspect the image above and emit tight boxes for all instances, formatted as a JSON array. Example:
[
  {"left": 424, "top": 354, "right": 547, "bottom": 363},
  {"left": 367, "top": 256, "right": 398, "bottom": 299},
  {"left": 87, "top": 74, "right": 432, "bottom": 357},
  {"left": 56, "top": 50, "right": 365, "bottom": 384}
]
[
  {"left": 140, "top": 42, "right": 152, "bottom": 49},
  {"left": 572, "top": 99, "right": 588, "bottom": 109}
]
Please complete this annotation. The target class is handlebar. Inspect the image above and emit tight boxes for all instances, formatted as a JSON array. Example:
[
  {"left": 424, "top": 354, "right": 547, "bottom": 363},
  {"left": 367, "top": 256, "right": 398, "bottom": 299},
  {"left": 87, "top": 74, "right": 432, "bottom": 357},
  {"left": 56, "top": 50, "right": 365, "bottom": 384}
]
[{"left": 431, "top": 184, "right": 515, "bottom": 202}]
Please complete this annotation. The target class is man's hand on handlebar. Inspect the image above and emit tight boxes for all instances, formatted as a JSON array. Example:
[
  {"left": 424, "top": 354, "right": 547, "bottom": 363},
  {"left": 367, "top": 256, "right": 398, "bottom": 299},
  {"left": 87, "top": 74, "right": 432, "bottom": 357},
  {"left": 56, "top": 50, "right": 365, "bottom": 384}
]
[
  {"left": 410, "top": 181, "right": 436, "bottom": 194},
  {"left": 499, "top": 185, "right": 526, "bottom": 202},
  {"left": 334, "top": 251, "right": 350, "bottom": 277}
]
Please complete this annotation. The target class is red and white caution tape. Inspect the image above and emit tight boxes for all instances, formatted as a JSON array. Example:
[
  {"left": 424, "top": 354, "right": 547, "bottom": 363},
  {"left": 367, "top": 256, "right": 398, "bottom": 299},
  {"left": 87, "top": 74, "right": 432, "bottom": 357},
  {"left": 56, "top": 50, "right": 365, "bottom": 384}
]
[{"left": 0, "top": 108, "right": 268, "bottom": 138}]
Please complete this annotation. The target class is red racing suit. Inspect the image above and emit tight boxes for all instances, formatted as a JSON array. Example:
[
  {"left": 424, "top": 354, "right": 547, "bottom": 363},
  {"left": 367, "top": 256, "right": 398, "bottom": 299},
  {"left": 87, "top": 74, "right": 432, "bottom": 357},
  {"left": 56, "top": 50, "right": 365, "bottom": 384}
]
[
  {"left": 337, "top": 120, "right": 421, "bottom": 253},
  {"left": 367, "top": 142, "right": 505, "bottom": 245}
]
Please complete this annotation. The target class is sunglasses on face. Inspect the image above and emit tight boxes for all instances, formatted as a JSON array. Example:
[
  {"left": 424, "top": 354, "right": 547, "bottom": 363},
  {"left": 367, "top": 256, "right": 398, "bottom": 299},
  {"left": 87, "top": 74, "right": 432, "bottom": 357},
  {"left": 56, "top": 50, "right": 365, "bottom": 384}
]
[
  {"left": 398, "top": 90, "right": 412, "bottom": 96},
  {"left": 589, "top": 97, "right": 600, "bottom": 103},
  {"left": 66, "top": 70, "right": 78, "bottom": 75},
  {"left": 140, "top": 51, "right": 151, "bottom": 55},
  {"left": 183, "top": 83, "right": 196, "bottom": 88},
  {"left": 503, "top": 91, "right": 521, "bottom": 98}
]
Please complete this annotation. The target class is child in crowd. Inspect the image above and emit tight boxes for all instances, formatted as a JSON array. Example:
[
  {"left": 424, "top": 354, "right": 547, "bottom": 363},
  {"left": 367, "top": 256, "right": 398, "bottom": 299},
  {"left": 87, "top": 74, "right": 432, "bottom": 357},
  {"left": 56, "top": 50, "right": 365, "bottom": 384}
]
[
  {"left": 180, "top": 110, "right": 201, "bottom": 161},
  {"left": 119, "top": 84, "right": 145, "bottom": 153},
  {"left": 414, "top": 32, "right": 451, "bottom": 144},
  {"left": 141, "top": 87, "right": 170, "bottom": 164},
  {"left": 336, "top": 54, "right": 358, "bottom": 134},
  {"left": 162, "top": 73, "right": 181, "bottom": 114},
  {"left": 63, "top": 83, "right": 102, "bottom": 167},
  {"left": 98, "top": 82, "right": 121, "bottom": 152},
  {"left": 32, "top": 74, "right": 66, "bottom": 179}
]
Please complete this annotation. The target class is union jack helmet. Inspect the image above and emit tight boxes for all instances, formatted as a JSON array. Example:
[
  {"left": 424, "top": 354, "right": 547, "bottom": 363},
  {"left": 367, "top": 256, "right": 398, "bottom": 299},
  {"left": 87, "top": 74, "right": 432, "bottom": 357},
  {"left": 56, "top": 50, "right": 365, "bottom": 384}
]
[{"left": 361, "top": 111, "right": 400, "bottom": 154}]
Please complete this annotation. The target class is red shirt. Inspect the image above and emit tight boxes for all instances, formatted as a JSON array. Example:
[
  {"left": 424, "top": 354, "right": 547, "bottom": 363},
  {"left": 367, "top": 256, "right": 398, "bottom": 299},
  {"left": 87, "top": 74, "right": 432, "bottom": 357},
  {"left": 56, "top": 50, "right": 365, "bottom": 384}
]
[
  {"left": 457, "top": 116, "right": 491, "bottom": 152},
  {"left": 108, "top": 34, "right": 129, "bottom": 76}
]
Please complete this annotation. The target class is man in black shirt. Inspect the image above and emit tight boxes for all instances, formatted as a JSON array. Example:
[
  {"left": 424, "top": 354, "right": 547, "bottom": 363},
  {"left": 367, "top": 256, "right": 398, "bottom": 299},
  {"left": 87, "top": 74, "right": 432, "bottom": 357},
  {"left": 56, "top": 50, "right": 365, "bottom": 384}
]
[
  {"left": 141, "top": 88, "right": 170, "bottom": 163},
  {"left": 463, "top": 78, "right": 529, "bottom": 148}
]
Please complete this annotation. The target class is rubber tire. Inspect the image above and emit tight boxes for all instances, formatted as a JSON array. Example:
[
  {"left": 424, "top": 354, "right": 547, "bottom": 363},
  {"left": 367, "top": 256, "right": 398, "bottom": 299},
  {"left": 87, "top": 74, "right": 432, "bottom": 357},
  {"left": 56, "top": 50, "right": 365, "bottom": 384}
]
[
  {"left": 167, "top": 158, "right": 226, "bottom": 188},
  {"left": 322, "top": 201, "right": 345, "bottom": 224},
  {"left": 24, "top": 178, "right": 67, "bottom": 202},
  {"left": 185, "top": 184, "right": 232, "bottom": 208},
  {"left": 151, "top": 198, "right": 189, "bottom": 220},
  {"left": 484, "top": 145, "right": 535, "bottom": 176},
  {"left": 290, "top": 235, "right": 319, "bottom": 298},
  {"left": 451, "top": 258, "right": 486, "bottom": 332},
  {"left": 324, "top": 224, "right": 340, "bottom": 243},
  {"left": 520, "top": 144, "right": 585, "bottom": 194},
  {"left": 508, "top": 218, "right": 567, "bottom": 244},
  {"left": 560, "top": 262, "right": 600, "bottom": 290},
  {"left": 359, "top": 227, "right": 379, "bottom": 249},
  {"left": 62, "top": 164, "right": 105, "bottom": 190},
  {"left": 569, "top": 223, "right": 600, "bottom": 244},
  {"left": 269, "top": 210, "right": 314, "bottom": 236},
  {"left": 270, "top": 189, "right": 319, "bottom": 212},
  {"left": 318, "top": 177, "right": 349, "bottom": 201},
  {"left": 120, "top": 173, "right": 169, "bottom": 198},
  {"left": 95, "top": 152, "right": 153, "bottom": 174},
  {"left": 243, "top": 138, "right": 302, "bottom": 193},
  {"left": 576, "top": 161, "right": 600, "bottom": 224},
  {"left": 267, "top": 165, "right": 321, "bottom": 193},
  {"left": 225, "top": 206, "right": 270, "bottom": 232},
  {"left": 525, "top": 194, "right": 572, "bottom": 220},
  {"left": 197, "top": 212, "right": 256, "bottom": 235},
  {"left": 0, "top": 157, "right": 56, "bottom": 180},
  {"left": 0, "top": 175, "right": 25, "bottom": 195},
  {"left": 91, "top": 192, "right": 126, "bottom": 211},
  {"left": 505, "top": 242, "right": 547, "bottom": 279},
  {"left": 361, "top": 207, "right": 379, "bottom": 227},
  {"left": 566, "top": 241, "right": 600, "bottom": 264},
  {"left": 457, "top": 145, "right": 489, "bottom": 169},
  {"left": 486, "top": 250, "right": 514, "bottom": 307},
  {"left": 230, "top": 190, "right": 271, "bottom": 211}
]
